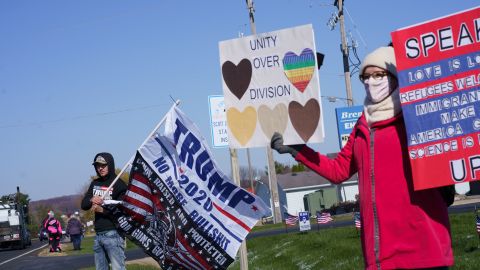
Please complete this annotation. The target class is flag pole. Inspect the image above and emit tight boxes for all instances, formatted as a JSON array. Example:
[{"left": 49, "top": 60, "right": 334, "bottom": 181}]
[{"left": 101, "top": 99, "right": 181, "bottom": 199}]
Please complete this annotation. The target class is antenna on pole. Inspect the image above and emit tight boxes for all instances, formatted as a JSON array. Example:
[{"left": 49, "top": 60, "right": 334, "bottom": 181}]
[
  {"left": 335, "top": 0, "right": 354, "bottom": 107},
  {"left": 246, "top": 0, "right": 256, "bottom": 34}
]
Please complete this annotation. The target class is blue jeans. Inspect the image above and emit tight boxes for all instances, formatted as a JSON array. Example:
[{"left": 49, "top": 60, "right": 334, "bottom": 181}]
[{"left": 93, "top": 230, "right": 126, "bottom": 270}]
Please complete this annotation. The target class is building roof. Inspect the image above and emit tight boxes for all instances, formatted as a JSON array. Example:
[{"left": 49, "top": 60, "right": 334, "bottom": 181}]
[{"left": 275, "top": 171, "right": 358, "bottom": 191}]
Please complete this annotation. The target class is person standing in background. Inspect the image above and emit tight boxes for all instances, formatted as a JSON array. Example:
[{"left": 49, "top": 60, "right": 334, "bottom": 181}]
[
  {"left": 66, "top": 211, "right": 84, "bottom": 250},
  {"left": 43, "top": 210, "right": 62, "bottom": 253},
  {"left": 81, "top": 152, "right": 127, "bottom": 270}
]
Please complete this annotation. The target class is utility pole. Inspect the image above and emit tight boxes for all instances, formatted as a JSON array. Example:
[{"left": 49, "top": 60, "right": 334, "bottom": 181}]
[
  {"left": 243, "top": 1, "right": 255, "bottom": 198},
  {"left": 246, "top": 0, "right": 256, "bottom": 34},
  {"left": 247, "top": 149, "right": 254, "bottom": 192},
  {"left": 332, "top": 0, "right": 355, "bottom": 203},
  {"left": 227, "top": 3, "right": 258, "bottom": 270},
  {"left": 335, "top": 0, "right": 353, "bottom": 107},
  {"left": 245, "top": 0, "right": 282, "bottom": 224},
  {"left": 229, "top": 148, "right": 248, "bottom": 269}
]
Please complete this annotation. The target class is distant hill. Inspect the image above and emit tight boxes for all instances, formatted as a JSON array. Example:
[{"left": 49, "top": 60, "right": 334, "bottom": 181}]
[{"left": 30, "top": 194, "right": 82, "bottom": 216}]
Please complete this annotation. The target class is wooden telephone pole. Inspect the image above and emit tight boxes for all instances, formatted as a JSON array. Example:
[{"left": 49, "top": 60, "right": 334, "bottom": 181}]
[
  {"left": 229, "top": 148, "right": 248, "bottom": 269},
  {"left": 245, "top": 0, "right": 282, "bottom": 225},
  {"left": 335, "top": 0, "right": 354, "bottom": 106},
  {"left": 229, "top": 2, "right": 285, "bottom": 269}
]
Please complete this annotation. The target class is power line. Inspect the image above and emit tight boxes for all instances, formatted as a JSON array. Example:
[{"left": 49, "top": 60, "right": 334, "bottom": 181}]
[
  {"left": 308, "top": 0, "right": 334, "bottom": 8},
  {"left": 0, "top": 103, "right": 168, "bottom": 129},
  {"left": 344, "top": 7, "right": 368, "bottom": 49}
]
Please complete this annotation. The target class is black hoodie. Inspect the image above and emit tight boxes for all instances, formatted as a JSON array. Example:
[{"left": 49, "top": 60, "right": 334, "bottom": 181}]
[{"left": 81, "top": 152, "right": 127, "bottom": 233}]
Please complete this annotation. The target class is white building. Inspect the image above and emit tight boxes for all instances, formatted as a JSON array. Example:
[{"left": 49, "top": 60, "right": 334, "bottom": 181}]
[{"left": 276, "top": 171, "right": 358, "bottom": 214}]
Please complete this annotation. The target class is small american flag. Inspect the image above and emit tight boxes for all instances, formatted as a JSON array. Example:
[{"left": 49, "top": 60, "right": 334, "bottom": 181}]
[
  {"left": 284, "top": 212, "right": 298, "bottom": 226},
  {"left": 476, "top": 214, "right": 480, "bottom": 234},
  {"left": 354, "top": 212, "right": 362, "bottom": 229},
  {"left": 316, "top": 211, "right": 333, "bottom": 224}
]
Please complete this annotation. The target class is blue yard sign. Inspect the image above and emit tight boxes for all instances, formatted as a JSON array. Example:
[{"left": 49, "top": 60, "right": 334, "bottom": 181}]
[
  {"left": 298, "top": 211, "right": 311, "bottom": 232},
  {"left": 335, "top": 105, "right": 363, "bottom": 149}
]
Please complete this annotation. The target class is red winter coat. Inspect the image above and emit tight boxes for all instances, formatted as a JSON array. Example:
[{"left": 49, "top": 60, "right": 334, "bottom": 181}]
[{"left": 295, "top": 113, "right": 453, "bottom": 269}]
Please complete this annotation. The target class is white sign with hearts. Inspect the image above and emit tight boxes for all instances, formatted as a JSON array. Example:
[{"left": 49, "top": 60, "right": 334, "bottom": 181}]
[{"left": 219, "top": 24, "right": 324, "bottom": 148}]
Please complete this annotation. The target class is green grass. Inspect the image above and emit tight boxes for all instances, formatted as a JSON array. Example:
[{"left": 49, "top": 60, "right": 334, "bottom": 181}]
[
  {"left": 81, "top": 265, "right": 159, "bottom": 270},
  {"left": 251, "top": 213, "right": 354, "bottom": 233},
  {"left": 229, "top": 226, "right": 362, "bottom": 269},
  {"left": 59, "top": 212, "right": 480, "bottom": 269},
  {"left": 228, "top": 212, "right": 480, "bottom": 269},
  {"left": 53, "top": 235, "right": 138, "bottom": 256},
  {"left": 448, "top": 212, "right": 480, "bottom": 269}
]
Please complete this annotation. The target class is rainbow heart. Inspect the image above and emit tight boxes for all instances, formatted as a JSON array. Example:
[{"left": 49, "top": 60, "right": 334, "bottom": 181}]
[{"left": 282, "top": 48, "right": 316, "bottom": 93}]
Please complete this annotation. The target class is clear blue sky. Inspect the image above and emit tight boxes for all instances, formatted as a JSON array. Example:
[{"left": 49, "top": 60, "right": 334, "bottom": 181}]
[{"left": 1, "top": 1, "right": 477, "bottom": 200}]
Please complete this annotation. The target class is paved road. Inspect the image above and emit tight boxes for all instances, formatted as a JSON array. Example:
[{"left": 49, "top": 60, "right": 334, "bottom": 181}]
[
  {"left": 1, "top": 201, "right": 478, "bottom": 269},
  {"left": 0, "top": 239, "right": 148, "bottom": 270},
  {"left": 449, "top": 201, "right": 480, "bottom": 214},
  {"left": 0, "top": 240, "right": 48, "bottom": 268}
]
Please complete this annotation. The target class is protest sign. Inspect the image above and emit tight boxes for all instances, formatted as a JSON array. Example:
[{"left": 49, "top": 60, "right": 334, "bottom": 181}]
[
  {"left": 335, "top": 105, "right": 363, "bottom": 149},
  {"left": 219, "top": 24, "right": 324, "bottom": 148},
  {"left": 208, "top": 95, "right": 228, "bottom": 148},
  {"left": 298, "top": 211, "right": 311, "bottom": 232},
  {"left": 391, "top": 6, "right": 480, "bottom": 190},
  {"left": 113, "top": 106, "right": 270, "bottom": 269}
]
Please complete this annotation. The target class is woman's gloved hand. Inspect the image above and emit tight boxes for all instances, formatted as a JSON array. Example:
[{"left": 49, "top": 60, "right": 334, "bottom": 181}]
[{"left": 270, "top": 132, "right": 305, "bottom": 157}]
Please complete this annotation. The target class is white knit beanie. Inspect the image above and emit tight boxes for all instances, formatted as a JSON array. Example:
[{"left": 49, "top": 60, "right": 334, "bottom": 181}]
[{"left": 360, "top": 46, "right": 397, "bottom": 78}]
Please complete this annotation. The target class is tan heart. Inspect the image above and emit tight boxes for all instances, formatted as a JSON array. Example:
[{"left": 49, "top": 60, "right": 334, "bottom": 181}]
[
  {"left": 226, "top": 106, "right": 257, "bottom": 146},
  {"left": 258, "top": 104, "right": 288, "bottom": 140}
]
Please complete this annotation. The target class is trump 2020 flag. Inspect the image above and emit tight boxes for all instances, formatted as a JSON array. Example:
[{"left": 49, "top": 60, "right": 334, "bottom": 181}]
[{"left": 113, "top": 106, "right": 270, "bottom": 270}]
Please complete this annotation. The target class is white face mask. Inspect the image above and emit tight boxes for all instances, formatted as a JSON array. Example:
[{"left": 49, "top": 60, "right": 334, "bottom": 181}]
[{"left": 364, "top": 76, "right": 391, "bottom": 103}]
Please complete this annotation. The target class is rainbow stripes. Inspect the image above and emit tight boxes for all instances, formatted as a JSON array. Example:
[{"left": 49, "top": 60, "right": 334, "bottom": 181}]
[{"left": 283, "top": 48, "right": 315, "bottom": 92}]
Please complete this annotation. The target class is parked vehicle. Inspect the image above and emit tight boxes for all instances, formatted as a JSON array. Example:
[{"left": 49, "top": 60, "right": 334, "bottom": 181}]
[
  {"left": 0, "top": 187, "right": 31, "bottom": 249},
  {"left": 38, "top": 229, "right": 48, "bottom": 242}
]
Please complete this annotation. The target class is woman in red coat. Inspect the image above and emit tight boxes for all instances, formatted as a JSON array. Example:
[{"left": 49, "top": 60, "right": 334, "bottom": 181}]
[{"left": 271, "top": 46, "right": 453, "bottom": 269}]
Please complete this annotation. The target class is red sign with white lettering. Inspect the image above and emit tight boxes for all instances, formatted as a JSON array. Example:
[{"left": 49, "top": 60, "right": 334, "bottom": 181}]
[{"left": 391, "top": 6, "right": 480, "bottom": 190}]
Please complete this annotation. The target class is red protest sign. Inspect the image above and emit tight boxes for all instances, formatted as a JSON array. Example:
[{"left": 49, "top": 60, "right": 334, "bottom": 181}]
[{"left": 391, "top": 6, "right": 480, "bottom": 190}]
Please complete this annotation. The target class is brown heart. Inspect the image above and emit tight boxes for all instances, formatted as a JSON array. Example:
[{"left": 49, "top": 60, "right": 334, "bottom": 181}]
[
  {"left": 288, "top": 99, "right": 320, "bottom": 142},
  {"left": 222, "top": 59, "right": 252, "bottom": 100}
]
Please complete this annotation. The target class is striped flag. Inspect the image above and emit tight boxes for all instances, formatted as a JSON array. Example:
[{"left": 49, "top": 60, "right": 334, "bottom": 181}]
[
  {"left": 476, "top": 214, "right": 480, "bottom": 234},
  {"left": 122, "top": 173, "right": 154, "bottom": 222},
  {"left": 284, "top": 212, "right": 298, "bottom": 226},
  {"left": 354, "top": 212, "right": 361, "bottom": 229},
  {"left": 111, "top": 106, "right": 270, "bottom": 270},
  {"left": 316, "top": 211, "right": 333, "bottom": 224}
]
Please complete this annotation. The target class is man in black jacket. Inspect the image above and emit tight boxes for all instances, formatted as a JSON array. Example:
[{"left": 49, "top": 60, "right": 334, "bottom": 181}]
[{"left": 81, "top": 152, "right": 127, "bottom": 270}]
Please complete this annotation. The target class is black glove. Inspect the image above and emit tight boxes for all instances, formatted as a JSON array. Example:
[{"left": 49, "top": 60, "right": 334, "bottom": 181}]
[{"left": 270, "top": 132, "right": 305, "bottom": 157}]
